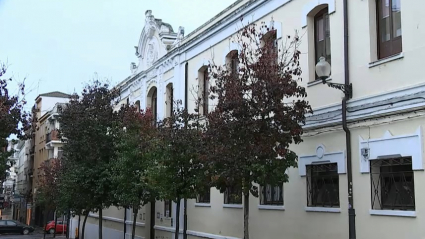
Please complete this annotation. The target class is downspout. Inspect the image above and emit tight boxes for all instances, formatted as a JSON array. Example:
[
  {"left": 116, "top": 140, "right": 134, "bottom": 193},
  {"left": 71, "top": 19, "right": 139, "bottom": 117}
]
[
  {"left": 183, "top": 62, "right": 189, "bottom": 239},
  {"left": 342, "top": 0, "right": 356, "bottom": 238}
]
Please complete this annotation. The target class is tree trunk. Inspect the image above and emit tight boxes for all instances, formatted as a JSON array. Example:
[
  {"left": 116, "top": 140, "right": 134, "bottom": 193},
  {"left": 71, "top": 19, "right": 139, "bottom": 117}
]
[
  {"left": 43, "top": 208, "right": 47, "bottom": 239},
  {"left": 174, "top": 199, "right": 180, "bottom": 239},
  {"left": 150, "top": 200, "right": 155, "bottom": 239},
  {"left": 98, "top": 209, "right": 103, "bottom": 239},
  {"left": 81, "top": 211, "right": 88, "bottom": 239},
  {"left": 243, "top": 192, "right": 249, "bottom": 239},
  {"left": 53, "top": 210, "right": 58, "bottom": 238},
  {"left": 132, "top": 207, "right": 138, "bottom": 239},
  {"left": 183, "top": 199, "right": 187, "bottom": 239},
  {"left": 66, "top": 210, "right": 70, "bottom": 239}
]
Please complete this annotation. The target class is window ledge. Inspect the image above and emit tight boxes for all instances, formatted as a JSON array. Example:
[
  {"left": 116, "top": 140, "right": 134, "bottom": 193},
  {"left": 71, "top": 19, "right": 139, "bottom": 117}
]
[
  {"left": 305, "top": 207, "right": 341, "bottom": 213},
  {"left": 369, "top": 209, "right": 416, "bottom": 217},
  {"left": 258, "top": 205, "right": 285, "bottom": 211},
  {"left": 194, "top": 203, "right": 211, "bottom": 207},
  {"left": 307, "top": 77, "right": 332, "bottom": 87},
  {"left": 223, "top": 204, "right": 243, "bottom": 209},
  {"left": 369, "top": 53, "right": 404, "bottom": 68}
]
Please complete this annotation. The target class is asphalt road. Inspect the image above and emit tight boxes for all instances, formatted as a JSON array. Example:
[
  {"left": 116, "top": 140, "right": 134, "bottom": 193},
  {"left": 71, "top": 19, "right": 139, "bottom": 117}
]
[{"left": 0, "top": 233, "right": 66, "bottom": 238}]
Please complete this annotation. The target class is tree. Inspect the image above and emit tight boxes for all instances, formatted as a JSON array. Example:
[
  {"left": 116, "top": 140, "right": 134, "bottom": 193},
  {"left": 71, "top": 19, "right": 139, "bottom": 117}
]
[
  {"left": 58, "top": 81, "right": 120, "bottom": 239},
  {"left": 152, "top": 101, "right": 209, "bottom": 239},
  {"left": 205, "top": 21, "right": 312, "bottom": 239},
  {"left": 112, "top": 105, "right": 159, "bottom": 239},
  {"left": 0, "top": 62, "right": 29, "bottom": 181},
  {"left": 37, "top": 158, "right": 62, "bottom": 238}
]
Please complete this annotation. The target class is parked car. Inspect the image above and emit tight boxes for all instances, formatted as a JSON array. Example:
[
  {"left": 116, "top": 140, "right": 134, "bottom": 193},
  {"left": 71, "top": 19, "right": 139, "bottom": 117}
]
[
  {"left": 45, "top": 220, "right": 67, "bottom": 234},
  {"left": 0, "top": 220, "right": 34, "bottom": 235}
]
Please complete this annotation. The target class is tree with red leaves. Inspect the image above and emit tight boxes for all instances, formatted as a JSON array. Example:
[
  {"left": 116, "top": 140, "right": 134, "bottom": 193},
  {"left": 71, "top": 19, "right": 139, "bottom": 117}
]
[
  {"left": 205, "top": 21, "right": 312, "bottom": 239},
  {"left": 37, "top": 158, "right": 62, "bottom": 238},
  {"left": 0, "top": 62, "right": 29, "bottom": 183}
]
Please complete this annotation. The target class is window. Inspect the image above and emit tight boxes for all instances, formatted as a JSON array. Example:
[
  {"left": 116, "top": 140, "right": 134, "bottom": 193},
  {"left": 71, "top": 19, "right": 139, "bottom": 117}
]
[
  {"left": 135, "top": 100, "right": 141, "bottom": 112},
  {"left": 377, "top": 0, "right": 402, "bottom": 59},
  {"left": 314, "top": 8, "right": 331, "bottom": 75},
  {"left": 260, "top": 184, "right": 283, "bottom": 205},
  {"left": 306, "top": 163, "right": 339, "bottom": 207},
  {"left": 202, "top": 69, "right": 209, "bottom": 115},
  {"left": 224, "top": 185, "right": 242, "bottom": 204},
  {"left": 230, "top": 52, "right": 239, "bottom": 76},
  {"left": 262, "top": 30, "right": 278, "bottom": 63},
  {"left": 126, "top": 98, "right": 130, "bottom": 105},
  {"left": 197, "top": 187, "right": 211, "bottom": 204},
  {"left": 0, "top": 221, "right": 6, "bottom": 226},
  {"left": 164, "top": 200, "right": 172, "bottom": 217},
  {"left": 370, "top": 157, "right": 415, "bottom": 211},
  {"left": 151, "top": 88, "right": 157, "bottom": 124},
  {"left": 166, "top": 84, "right": 173, "bottom": 117},
  {"left": 6, "top": 221, "right": 16, "bottom": 226}
]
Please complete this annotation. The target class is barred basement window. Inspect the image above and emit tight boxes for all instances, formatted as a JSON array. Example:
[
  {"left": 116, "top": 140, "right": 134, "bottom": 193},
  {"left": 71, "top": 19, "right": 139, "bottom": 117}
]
[
  {"left": 197, "top": 188, "right": 211, "bottom": 204},
  {"left": 224, "top": 185, "right": 242, "bottom": 204},
  {"left": 260, "top": 184, "right": 283, "bottom": 205},
  {"left": 370, "top": 157, "right": 415, "bottom": 211},
  {"left": 306, "top": 163, "right": 339, "bottom": 207}
]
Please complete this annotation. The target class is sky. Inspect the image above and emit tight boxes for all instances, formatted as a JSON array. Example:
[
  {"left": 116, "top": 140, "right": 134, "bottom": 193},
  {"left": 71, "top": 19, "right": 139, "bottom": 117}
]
[{"left": 0, "top": 0, "right": 235, "bottom": 111}]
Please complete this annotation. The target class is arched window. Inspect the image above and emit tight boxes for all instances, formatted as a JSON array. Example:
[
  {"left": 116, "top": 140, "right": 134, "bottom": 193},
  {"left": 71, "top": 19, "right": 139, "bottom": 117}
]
[
  {"left": 314, "top": 7, "right": 331, "bottom": 69},
  {"left": 135, "top": 100, "right": 141, "bottom": 112},
  {"left": 226, "top": 50, "right": 239, "bottom": 76},
  {"left": 166, "top": 83, "right": 173, "bottom": 117},
  {"left": 262, "top": 30, "right": 278, "bottom": 64},
  {"left": 202, "top": 68, "right": 209, "bottom": 115},
  {"left": 147, "top": 87, "right": 157, "bottom": 124}
]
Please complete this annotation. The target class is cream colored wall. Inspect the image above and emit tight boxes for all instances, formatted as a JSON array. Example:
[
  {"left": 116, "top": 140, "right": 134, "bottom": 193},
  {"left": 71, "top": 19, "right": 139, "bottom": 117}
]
[
  {"left": 102, "top": 207, "right": 124, "bottom": 220},
  {"left": 351, "top": 117, "right": 425, "bottom": 239},
  {"left": 111, "top": 0, "right": 425, "bottom": 238},
  {"left": 182, "top": 0, "right": 425, "bottom": 238}
]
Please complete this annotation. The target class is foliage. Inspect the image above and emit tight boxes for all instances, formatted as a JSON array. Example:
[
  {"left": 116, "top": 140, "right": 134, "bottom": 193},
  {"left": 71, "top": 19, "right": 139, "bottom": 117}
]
[
  {"left": 0, "top": 63, "right": 30, "bottom": 181},
  {"left": 36, "top": 158, "right": 62, "bottom": 209},
  {"left": 112, "top": 105, "right": 160, "bottom": 239},
  {"left": 151, "top": 100, "right": 209, "bottom": 239},
  {"left": 205, "top": 21, "right": 312, "bottom": 239},
  {"left": 58, "top": 80, "right": 120, "bottom": 239}
]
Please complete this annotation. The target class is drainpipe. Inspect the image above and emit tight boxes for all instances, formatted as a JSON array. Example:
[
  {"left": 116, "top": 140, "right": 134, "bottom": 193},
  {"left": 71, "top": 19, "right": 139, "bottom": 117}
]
[{"left": 342, "top": 0, "right": 356, "bottom": 238}]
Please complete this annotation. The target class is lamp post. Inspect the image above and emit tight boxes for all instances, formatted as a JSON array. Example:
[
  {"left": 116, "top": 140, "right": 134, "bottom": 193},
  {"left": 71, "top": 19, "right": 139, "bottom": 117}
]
[
  {"left": 316, "top": 56, "right": 356, "bottom": 239},
  {"left": 316, "top": 57, "right": 352, "bottom": 98}
]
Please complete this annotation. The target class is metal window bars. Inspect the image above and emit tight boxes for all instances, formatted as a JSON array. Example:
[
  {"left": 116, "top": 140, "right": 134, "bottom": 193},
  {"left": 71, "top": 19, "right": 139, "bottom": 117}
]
[
  {"left": 370, "top": 157, "right": 415, "bottom": 211},
  {"left": 260, "top": 184, "right": 283, "bottom": 205},
  {"left": 224, "top": 185, "right": 242, "bottom": 204},
  {"left": 306, "top": 163, "right": 339, "bottom": 207}
]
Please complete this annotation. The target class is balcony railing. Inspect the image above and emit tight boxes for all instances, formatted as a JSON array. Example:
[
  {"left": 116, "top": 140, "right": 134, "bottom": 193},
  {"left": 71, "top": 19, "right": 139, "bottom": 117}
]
[{"left": 46, "top": 130, "right": 59, "bottom": 143}]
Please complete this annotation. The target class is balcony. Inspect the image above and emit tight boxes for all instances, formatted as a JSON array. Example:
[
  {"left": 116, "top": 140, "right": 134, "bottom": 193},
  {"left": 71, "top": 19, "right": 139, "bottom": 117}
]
[{"left": 46, "top": 130, "right": 60, "bottom": 144}]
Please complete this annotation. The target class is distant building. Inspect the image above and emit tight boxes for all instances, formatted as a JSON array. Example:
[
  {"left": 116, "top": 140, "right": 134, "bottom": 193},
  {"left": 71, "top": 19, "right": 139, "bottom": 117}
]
[{"left": 30, "top": 91, "right": 70, "bottom": 227}]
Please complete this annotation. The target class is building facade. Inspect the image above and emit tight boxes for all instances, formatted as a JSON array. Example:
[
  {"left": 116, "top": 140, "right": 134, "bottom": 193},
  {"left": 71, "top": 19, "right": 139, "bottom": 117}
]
[
  {"left": 30, "top": 91, "right": 70, "bottom": 226},
  {"left": 74, "top": 0, "right": 425, "bottom": 239}
]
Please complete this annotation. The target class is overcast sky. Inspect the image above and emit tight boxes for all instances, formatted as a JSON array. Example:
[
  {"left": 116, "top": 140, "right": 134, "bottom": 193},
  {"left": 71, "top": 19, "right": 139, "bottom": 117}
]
[{"left": 0, "top": 0, "right": 234, "bottom": 110}]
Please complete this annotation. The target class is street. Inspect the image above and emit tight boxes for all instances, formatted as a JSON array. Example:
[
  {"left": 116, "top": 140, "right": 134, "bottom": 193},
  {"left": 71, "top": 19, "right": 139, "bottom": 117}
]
[{"left": 0, "top": 233, "right": 66, "bottom": 238}]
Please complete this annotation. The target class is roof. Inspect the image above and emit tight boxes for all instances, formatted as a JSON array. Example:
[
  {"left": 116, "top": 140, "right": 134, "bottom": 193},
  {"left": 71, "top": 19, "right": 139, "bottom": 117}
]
[{"left": 38, "top": 91, "right": 71, "bottom": 98}]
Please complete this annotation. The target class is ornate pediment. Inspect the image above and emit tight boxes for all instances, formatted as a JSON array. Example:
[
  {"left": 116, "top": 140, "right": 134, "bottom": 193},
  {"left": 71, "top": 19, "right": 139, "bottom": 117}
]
[{"left": 131, "top": 10, "right": 184, "bottom": 73}]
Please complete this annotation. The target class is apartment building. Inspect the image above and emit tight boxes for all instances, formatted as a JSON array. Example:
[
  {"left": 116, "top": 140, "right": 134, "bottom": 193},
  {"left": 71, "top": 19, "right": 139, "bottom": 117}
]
[
  {"left": 74, "top": 0, "right": 425, "bottom": 239},
  {"left": 30, "top": 91, "right": 70, "bottom": 226}
]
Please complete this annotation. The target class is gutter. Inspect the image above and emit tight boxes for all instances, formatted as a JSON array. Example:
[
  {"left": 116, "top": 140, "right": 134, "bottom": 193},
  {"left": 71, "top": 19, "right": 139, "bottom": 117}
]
[{"left": 342, "top": 0, "right": 356, "bottom": 238}]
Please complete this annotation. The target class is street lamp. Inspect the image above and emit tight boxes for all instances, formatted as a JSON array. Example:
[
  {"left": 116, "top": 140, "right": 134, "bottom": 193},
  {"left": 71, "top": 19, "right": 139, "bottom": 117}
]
[
  {"left": 315, "top": 56, "right": 356, "bottom": 239},
  {"left": 315, "top": 57, "right": 352, "bottom": 99}
]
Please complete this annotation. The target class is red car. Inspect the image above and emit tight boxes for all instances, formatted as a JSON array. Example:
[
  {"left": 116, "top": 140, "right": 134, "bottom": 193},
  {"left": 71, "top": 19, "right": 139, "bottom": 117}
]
[{"left": 45, "top": 220, "right": 67, "bottom": 234}]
